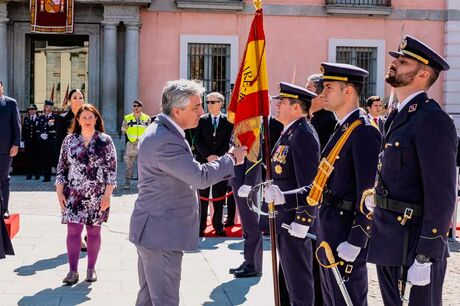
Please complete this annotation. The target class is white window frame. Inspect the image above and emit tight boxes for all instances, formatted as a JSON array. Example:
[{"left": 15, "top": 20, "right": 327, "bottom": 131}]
[
  {"left": 328, "top": 38, "right": 385, "bottom": 98},
  {"left": 179, "top": 35, "right": 238, "bottom": 83}
]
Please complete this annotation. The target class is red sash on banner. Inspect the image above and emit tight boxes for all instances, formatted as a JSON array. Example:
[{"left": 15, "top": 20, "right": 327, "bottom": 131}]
[{"left": 30, "top": 0, "right": 74, "bottom": 33}]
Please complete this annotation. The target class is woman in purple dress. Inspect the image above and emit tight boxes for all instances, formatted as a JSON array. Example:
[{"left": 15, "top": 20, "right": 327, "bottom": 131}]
[{"left": 56, "top": 104, "right": 117, "bottom": 285}]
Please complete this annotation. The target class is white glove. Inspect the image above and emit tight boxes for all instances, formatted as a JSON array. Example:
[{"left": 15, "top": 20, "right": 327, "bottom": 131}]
[
  {"left": 365, "top": 195, "right": 376, "bottom": 213},
  {"left": 288, "top": 222, "right": 310, "bottom": 239},
  {"left": 263, "top": 184, "right": 285, "bottom": 205},
  {"left": 237, "top": 185, "right": 252, "bottom": 198},
  {"left": 40, "top": 133, "right": 48, "bottom": 140},
  {"left": 407, "top": 260, "right": 432, "bottom": 286},
  {"left": 336, "top": 241, "right": 361, "bottom": 262}
]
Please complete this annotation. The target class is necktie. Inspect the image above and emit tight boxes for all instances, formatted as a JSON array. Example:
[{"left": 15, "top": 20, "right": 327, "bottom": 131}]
[
  {"left": 212, "top": 117, "right": 218, "bottom": 137},
  {"left": 373, "top": 118, "right": 378, "bottom": 125}
]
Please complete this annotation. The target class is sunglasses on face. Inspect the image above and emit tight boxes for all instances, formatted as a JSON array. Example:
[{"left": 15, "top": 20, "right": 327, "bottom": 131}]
[
  {"left": 133, "top": 104, "right": 141, "bottom": 108},
  {"left": 206, "top": 100, "right": 221, "bottom": 105}
]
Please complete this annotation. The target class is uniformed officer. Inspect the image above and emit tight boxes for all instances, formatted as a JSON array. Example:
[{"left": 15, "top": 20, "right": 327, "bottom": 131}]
[
  {"left": 22, "top": 104, "right": 40, "bottom": 180},
  {"left": 37, "top": 100, "right": 57, "bottom": 182},
  {"left": 366, "top": 35, "right": 457, "bottom": 306},
  {"left": 121, "top": 100, "right": 150, "bottom": 190},
  {"left": 269, "top": 64, "right": 382, "bottom": 305},
  {"left": 263, "top": 82, "right": 320, "bottom": 305}
]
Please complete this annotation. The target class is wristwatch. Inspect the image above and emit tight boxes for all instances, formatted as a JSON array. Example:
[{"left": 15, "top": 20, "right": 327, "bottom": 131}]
[{"left": 415, "top": 254, "right": 430, "bottom": 264}]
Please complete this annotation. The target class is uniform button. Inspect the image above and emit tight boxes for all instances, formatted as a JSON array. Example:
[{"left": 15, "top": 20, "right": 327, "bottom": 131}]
[
  {"left": 395, "top": 141, "right": 400, "bottom": 147},
  {"left": 301, "top": 217, "right": 306, "bottom": 222},
  {"left": 366, "top": 226, "right": 370, "bottom": 230},
  {"left": 432, "top": 228, "right": 437, "bottom": 234},
  {"left": 307, "top": 218, "right": 312, "bottom": 222},
  {"left": 336, "top": 156, "right": 340, "bottom": 160},
  {"left": 339, "top": 211, "right": 343, "bottom": 215},
  {"left": 397, "top": 216, "right": 402, "bottom": 221},
  {"left": 296, "top": 216, "right": 300, "bottom": 220}
]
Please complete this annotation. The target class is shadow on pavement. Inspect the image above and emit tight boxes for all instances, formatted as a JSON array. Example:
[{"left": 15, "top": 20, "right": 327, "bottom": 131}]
[
  {"left": 18, "top": 281, "right": 92, "bottom": 306},
  {"left": 204, "top": 277, "right": 261, "bottom": 306},
  {"left": 198, "top": 237, "right": 237, "bottom": 251},
  {"left": 15, "top": 253, "right": 87, "bottom": 276},
  {"left": 448, "top": 239, "right": 460, "bottom": 252}
]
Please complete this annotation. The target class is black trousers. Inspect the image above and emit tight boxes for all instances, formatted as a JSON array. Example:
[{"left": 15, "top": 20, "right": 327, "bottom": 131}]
[
  {"left": 25, "top": 143, "right": 40, "bottom": 178},
  {"left": 199, "top": 180, "right": 227, "bottom": 233},
  {"left": 0, "top": 155, "right": 12, "bottom": 214},
  {"left": 225, "top": 185, "right": 236, "bottom": 223}
]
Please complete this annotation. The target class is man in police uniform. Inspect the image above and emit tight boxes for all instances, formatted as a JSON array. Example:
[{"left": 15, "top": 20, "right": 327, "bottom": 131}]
[
  {"left": 263, "top": 82, "right": 320, "bottom": 304},
  {"left": 314, "top": 63, "right": 381, "bottom": 305},
  {"left": 366, "top": 35, "right": 457, "bottom": 306},
  {"left": 306, "top": 74, "right": 338, "bottom": 151},
  {"left": 121, "top": 100, "right": 150, "bottom": 190},
  {"left": 37, "top": 100, "right": 57, "bottom": 182},
  {"left": 22, "top": 104, "right": 40, "bottom": 180}
]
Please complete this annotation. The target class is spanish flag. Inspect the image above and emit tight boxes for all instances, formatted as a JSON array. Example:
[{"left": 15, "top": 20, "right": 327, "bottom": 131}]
[{"left": 228, "top": 7, "right": 269, "bottom": 163}]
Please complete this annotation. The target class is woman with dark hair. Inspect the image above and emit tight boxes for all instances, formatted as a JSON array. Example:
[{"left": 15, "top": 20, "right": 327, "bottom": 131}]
[
  {"left": 56, "top": 89, "right": 85, "bottom": 151},
  {"left": 56, "top": 104, "right": 117, "bottom": 285}
]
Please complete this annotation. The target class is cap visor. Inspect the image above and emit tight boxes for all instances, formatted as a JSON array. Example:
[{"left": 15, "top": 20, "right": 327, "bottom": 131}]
[
  {"left": 271, "top": 95, "right": 282, "bottom": 100},
  {"left": 388, "top": 50, "right": 403, "bottom": 58}
]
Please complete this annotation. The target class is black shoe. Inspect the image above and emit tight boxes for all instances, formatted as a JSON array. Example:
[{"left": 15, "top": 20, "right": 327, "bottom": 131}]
[
  {"left": 224, "top": 221, "right": 235, "bottom": 228},
  {"left": 42, "top": 179, "right": 51, "bottom": 182},
  {"left": 214, "top": 229, "right": 227, "bottom": 237},
  {"left": 35, "top": 177, "right": 40, "bottom": 180},
  {"left": 3, "top": 210, "right": 10, "bottom": 219},
  {"left": 26, "top": 176, "right": 32, "bottom": 180},
  {"left": 199, "top": 232, "right": 205, "bottom": 237},
  {"left": 234, "top": 267, "right": 262, "bottom": 278},
  {"left": 229, "top": 263, "right": 246, "bottom": 274}
]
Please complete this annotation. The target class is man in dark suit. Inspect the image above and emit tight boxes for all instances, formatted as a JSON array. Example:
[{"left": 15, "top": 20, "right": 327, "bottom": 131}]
[
  {"left": 263, "top": 82, "right": 320, "bottom": 304},
  {"left": 306, "top": 74, "right": 338, "bottom": 151},
  {"left": 22, "top": 104, "right": 41, "bottom": 180},
  {"left": 37, "top": 100, "right": 57, "bottom": 182},
  {"left": 366, "top": 35, "right": 457, "bottom": 306},
  {"left": 315, "top": 63, "right": 381, "bottom": 305},
  {"left": 194, "top": 92, "right": 234, "bottom": 236},
  {"left": 0, "top": 80, "right": 20, "bottom": 219},
  {"left": 366, "top": 95, "right": 385, "bottom": 134}
]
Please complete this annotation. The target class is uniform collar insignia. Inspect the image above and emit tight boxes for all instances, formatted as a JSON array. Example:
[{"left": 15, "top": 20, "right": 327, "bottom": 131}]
[
  {"left": 342, "top": 123, "right": 350, "bottom": 131},
  {"left": 408, "top": 104, "right": 417, "bottom": 113}
]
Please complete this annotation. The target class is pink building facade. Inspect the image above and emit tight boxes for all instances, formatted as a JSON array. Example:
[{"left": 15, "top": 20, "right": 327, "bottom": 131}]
[{"left": 139, "top": 0, "right": 460, "bottom": 128}]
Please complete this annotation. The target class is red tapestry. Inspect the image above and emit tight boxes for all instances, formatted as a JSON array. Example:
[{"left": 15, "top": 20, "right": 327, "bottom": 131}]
[{"left": 30, "top": 0, "right": 74, "bottom": 33}]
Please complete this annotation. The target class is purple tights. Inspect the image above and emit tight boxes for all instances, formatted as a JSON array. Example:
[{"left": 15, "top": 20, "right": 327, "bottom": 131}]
[{"left": 66, "top": 223, "right": 101, "bottom": 272}]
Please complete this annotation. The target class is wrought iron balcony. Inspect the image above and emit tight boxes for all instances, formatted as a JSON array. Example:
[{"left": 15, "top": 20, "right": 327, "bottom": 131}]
[
  {"left": 176, "top": 0, "right": 244, "bottom": 11},
  {"left": 325, "top": 0, "right": 392, "bottom": 16}
]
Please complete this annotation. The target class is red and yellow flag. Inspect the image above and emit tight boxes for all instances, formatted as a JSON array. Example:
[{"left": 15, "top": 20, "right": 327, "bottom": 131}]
[{"left": 228, "top": 7, "right": 269, "bottom": 163}]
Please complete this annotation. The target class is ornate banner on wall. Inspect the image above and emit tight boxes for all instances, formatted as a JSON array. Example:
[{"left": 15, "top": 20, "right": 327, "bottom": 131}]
[{"left": 30, "top": 0, "right": 74, "bottom": 33}]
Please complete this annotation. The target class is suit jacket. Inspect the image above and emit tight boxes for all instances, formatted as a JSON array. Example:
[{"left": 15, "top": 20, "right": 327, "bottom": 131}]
[
  {"left": 368, "top": 92, "right": 458, "bottom": 266},
  {"left": 194, "top": 113, "right": 233, "bottom": 164},
  {"left": 316, "top": 109, "right": 381, "bottom": 263},
  {"left": 0, "top": 96, "right": 20, "bottom": 155},
  {"left": 368, "top": 114, "right": 385, "bottom": 134},
  {"left": 129, "top": 114, "right": 235, "bottom": 252},
  {"left": 270, "top": 117, "right": 320, "bottom": 233}
]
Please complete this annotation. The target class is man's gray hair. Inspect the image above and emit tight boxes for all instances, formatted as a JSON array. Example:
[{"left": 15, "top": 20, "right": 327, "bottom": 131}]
[
  {"left": 161, "top": 79, "right": 205, "bottom": 115},
  {"left": 307, "top": 74, "right": 324, "bottom": 95},
  {"left": 206, "top": 92, "right": 225, "bottom": 103}
]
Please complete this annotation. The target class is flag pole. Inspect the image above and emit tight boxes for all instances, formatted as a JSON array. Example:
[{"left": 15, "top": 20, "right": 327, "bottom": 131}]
[{"left": 253, "top": 1, "right": 280, "bottom": 305}]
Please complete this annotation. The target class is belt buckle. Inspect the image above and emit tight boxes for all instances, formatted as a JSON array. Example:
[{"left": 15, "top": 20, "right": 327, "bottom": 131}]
[{"left": 400, "top": 208, "right": 413, "bottom": 226}]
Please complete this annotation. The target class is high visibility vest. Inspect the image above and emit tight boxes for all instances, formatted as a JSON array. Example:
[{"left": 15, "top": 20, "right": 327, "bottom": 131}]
[{"left": 125, "top": 113, "right": 150, "bottom": 143}]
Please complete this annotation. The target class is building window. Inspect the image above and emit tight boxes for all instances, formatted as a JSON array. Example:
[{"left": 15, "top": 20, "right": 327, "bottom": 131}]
[
  {"left": 336, "top": 46, "right": 377, "bottom": 104},
  {"left": 325, "top": 0, "right": 391, "bottom": 6},
  {"left": 328, "top": 39, "right": 385, "bottom": 103},
  {"left": 188, "top": 43, "right": 231, "bottom": 106},
  {"left": 180, "top": 35, "right": 238, "bottom": 110}
]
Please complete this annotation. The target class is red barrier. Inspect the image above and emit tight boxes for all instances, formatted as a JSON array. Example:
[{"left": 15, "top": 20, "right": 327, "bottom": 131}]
[
  {"left": 4, "top": 213, "right": 20, "bottom": 239},
  {"left": 199, "top": 191, "right": 234, "bottom": 202}
]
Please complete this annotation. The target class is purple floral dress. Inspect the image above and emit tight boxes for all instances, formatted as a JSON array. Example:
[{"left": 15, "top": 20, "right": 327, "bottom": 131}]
[{"left": 56, "top": 131, "right": 117, "bottom": 226}]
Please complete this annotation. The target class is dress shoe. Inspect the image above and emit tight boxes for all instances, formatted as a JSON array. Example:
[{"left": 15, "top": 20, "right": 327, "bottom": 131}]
[
  {"left": 214, "top": 229, "right": 227, "bottom": 237},
  {"left": 86, "top": 269, "right": 97, "bottom": 282},
  {"left": 26, "top": 176, "right": 32, "bottom": 180},
  {"left": 234, "top": 267, "right": 262, "bottom": 278},
  {"left": 81, "top": 240, "right": 87, "bottom": 252},
  {"left": 224, "top": 221, "right": 235, "bottom": 228},
  {"left": 63, "top": 271, "right": 79, "bottom": 285},
  {"left": 35, "top": 176, "right": 40, "bottom": 180},
  {"left": 199, "top": 232, "right": 205, "bottom": 237},
  {"left": 42, "top": 178, "right": 51, "bottom": 182},
  {"left": 3, "top": 210, "right": 10, "bottom": 219},
  {"left": 229, "top": 263, "right": 246, "bottom": 274},
  {"left": 122, "top": 184, "right": 130, "bottom": 191}
]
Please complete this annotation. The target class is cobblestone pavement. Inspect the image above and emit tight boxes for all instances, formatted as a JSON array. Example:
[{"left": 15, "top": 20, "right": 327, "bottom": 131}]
[{"left": 1, "top": 169, "right": 460, "bottom": 305}]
